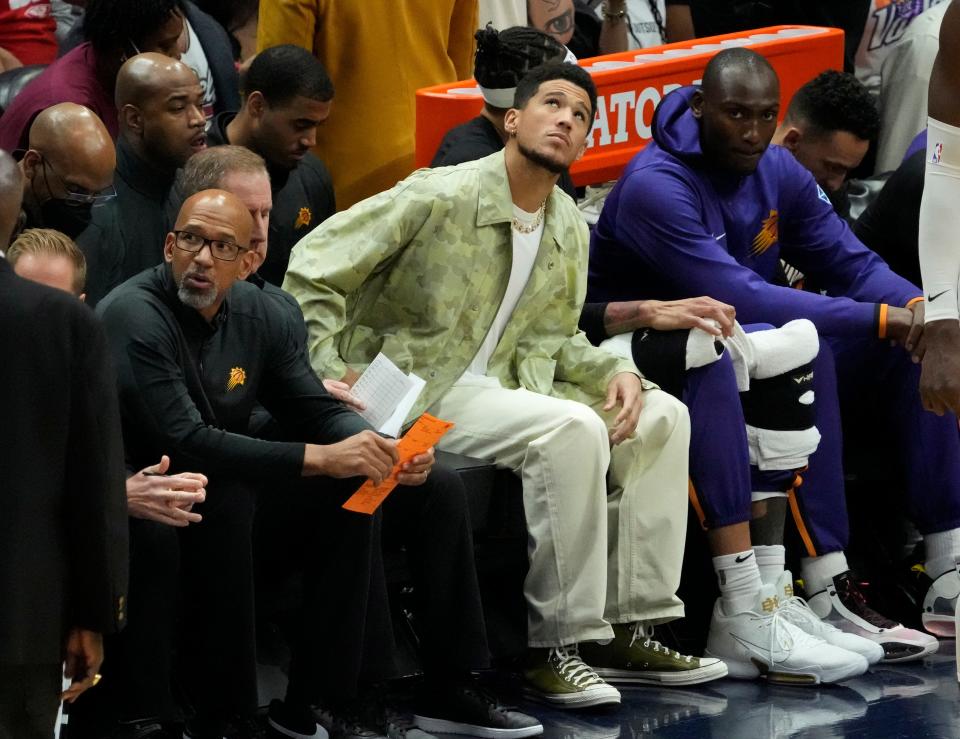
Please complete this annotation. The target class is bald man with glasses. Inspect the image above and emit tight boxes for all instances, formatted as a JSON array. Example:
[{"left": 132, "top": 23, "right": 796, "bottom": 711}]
[
  {"left": 89, "top": 190, "right": 485, "bottom": 738},
  {"left": 16, "top": 103, "right": 117, "bottom": 240}
]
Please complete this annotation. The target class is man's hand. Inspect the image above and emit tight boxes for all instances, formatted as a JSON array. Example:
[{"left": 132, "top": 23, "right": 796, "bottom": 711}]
[
  {"left": 604, "top": 372, "right": 644, "bottom": 445},
  {"left": 905, "top": 300, "right": 927, "bottom": 362},
  {"left": 340, "top": 367, "right": 361, "bottom": 387},
  {"left": 921, "top": 319, "right": 960, "bottom": 415},
  {"left": 397, "top": 447, "right": 435, "bottom": 486},
  {"left": 303, "top": 430, "right": 399, "bottom": 485},
  {"left": 62, "top": 629, "right": 103, "bottom": 703},
  {"left": 605, "top": 297, "right": 735, "bottom": 337},
  {"left": 886, "top": 306, "right": 916, "bottom": 346},
  {"left": 127, "top": 456, "right": 207, "bottom": 527},
  {"left": 323, "top": 379, "right": 366, "bottom": 410}
]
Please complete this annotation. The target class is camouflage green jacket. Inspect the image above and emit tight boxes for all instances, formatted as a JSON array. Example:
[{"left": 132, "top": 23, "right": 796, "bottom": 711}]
[{"left": 283, "top": 150, "right": 640, "bottom": 423}]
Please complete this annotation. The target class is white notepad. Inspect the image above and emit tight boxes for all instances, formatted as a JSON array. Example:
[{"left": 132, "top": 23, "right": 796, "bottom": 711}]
[{"left": 351, "top": 353, "right": 426, "bottom": 437}]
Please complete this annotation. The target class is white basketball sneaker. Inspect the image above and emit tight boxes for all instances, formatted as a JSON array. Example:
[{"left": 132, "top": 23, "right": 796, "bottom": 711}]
[
  {"left": 705, "top": 583, "right": 868, "bottom": 685},
  {"left": 921, "top": 564, "right": 960, "bottom": 637},
  {"left": 773, "top": 570, "right": 884, "bottom": 665}
]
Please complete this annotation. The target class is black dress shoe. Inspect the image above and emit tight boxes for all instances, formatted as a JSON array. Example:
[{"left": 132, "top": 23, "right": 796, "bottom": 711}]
[{"left": 412, "top": 681, "right": 543, "bottom": 738}]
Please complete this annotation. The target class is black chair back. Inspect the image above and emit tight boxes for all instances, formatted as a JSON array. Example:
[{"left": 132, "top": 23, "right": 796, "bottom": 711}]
[{"left": 0, "top": 64, "right": 46, "bottom": 117}]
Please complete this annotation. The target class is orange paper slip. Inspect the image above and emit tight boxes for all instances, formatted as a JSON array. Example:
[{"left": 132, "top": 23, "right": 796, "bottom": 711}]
[{"left": 342, "top": 413, "right": 455, "bottom": 515}]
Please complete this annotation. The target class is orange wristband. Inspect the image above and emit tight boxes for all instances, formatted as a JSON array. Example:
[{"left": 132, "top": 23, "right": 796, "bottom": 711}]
[{"left": 878, "top": 303, "right": 889, "bottom": 339}]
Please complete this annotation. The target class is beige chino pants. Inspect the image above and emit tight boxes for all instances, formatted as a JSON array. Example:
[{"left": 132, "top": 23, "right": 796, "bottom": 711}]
[{"left": 429, "top": 379, "right": 690, "bottom": 648}]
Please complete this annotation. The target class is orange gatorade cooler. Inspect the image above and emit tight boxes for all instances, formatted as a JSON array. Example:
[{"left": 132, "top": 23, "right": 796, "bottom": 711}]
[{"left": 416, "top": 25, "right": 844, "bottom": 187}]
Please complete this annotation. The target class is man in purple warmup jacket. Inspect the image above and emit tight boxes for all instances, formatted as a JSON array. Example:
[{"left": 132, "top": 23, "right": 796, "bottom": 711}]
[{"left": 589, "top": 48, "right": 960, "bottom": 655}]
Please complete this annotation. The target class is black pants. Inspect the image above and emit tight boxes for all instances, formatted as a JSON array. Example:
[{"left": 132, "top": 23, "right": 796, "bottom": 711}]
[
  {"left": 71, "top": 465, "right": 489, "bottom": 730},
  {"left": 69, "top": 481, "right": 265, "bottom": 734},
  {"left": 255, "top": 464, "right": 490, "bottom": 706},
  {"left": 0, "top": 664, "right": 61, "bottom": 739}
]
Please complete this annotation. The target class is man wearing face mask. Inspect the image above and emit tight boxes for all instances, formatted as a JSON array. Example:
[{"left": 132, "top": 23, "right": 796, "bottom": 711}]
[
  {"left": 78, "top": 52, "right": 207, "bottom": 306},
  {"left": 15, "top": 102, "right": 116, "bottom": 240}
]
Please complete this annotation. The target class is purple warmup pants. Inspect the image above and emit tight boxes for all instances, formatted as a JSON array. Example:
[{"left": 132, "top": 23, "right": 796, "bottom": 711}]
[
  {"left": 684, "top": 346, "right": 796, "bottom": 530},
  {"left": 793, "top": 336, "right": 960, "bottom": 556}
]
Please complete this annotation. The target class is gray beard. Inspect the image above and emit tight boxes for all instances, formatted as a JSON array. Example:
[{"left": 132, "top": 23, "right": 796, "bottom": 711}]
[
  {"left": 177, "top": 285, "right": 217, "bottom": 310},
  {"left": 177, "top": 279, "right": 217, "bottom": 311}
]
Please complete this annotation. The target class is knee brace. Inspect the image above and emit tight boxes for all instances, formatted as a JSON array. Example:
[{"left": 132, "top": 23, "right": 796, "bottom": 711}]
[
  {"left": 599, "top": 326, "right": 723, "bottom": 398},
  {"left": 736, "top": 320, "right": 821, "bottom": 471}
]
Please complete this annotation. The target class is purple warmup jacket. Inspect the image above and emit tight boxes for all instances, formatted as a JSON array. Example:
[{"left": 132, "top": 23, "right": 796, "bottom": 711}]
[
  {"left": 904, "top": 129, "right": 927, "bottom": 163},
  {"left": 587, "top": 85, "right": 921, "bottom": 339}
]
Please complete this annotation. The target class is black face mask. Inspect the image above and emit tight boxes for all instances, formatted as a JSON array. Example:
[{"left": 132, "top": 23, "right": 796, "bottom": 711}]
[{"left": 39, "top": 198, "right": 93, "bottom": 239}]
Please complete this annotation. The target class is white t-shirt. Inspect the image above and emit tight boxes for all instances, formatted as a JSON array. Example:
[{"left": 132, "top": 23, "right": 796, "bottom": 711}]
[
  {"left": 462, "top": 205, "right": 544, "bottom": 379},
  {"left": 180, "top": 18, "right": 217, "bottom": 122},
  {"left": 855, "top": 0, "right": 948, "bottom": 95},
  {"left": 875, "top": 2, "right": 947, "bottom": 172},
  {"left": 595, "top": 0, "right": 667, "bottom": 51}
]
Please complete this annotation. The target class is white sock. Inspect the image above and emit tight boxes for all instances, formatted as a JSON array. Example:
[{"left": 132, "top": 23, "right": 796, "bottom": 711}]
[
  {"left": 924, "top": 528, "right": 960, "bottom": 579},
  {"left": 714, "top": 550, "right": 763, "bottom": 616},
  {"left": 801, "top": 550, "right": 849, "bottom": 596},
  {"left": 753, "top": 544, "right": 785, "bottom": 585}
]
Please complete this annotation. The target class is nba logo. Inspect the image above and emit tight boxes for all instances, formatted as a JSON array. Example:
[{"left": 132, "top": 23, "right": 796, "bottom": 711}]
[{"left": 933, "top": 142, "right": 944, "bottom": 164}]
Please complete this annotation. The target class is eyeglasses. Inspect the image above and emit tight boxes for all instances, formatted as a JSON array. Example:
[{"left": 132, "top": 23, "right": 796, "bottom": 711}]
[
  {"left": 174, "top": 230, "right": 249, "bottom": 262},
  {"left": 40, "top": 157, "right": 116, "bottom": 206}
]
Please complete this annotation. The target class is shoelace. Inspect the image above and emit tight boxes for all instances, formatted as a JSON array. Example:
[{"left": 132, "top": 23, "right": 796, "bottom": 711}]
[
  {"left": 758, "top": 596, "right": 827, "bottom": 669},
  {"left": 764, "top": 600, "right": 794, "bottom": 667},
  {"left": 835, "top": 574, "right": 898, "bottom": 628},
  {"left": 458, "top": 684, "right": 515, "bottom": 716},
  {"left": 779, "top": 591, "right": 838, "bottom": 635},
  {"left": 550, "top": 645, "right": 606, "bottom": 687},
  {"left": 630, "top": 623, "right": 693, "bottom": 663}
]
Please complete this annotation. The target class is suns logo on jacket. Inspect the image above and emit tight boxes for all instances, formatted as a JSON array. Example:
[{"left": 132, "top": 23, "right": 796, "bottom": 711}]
[
  {"left": 750, "top": 209, "right": 779, "bottom": 257},
  {"left": 294, "top": 207, "right": 312, "bottom": 229},
  {"left": 227, "top": 367, "right": 247, "bottom": 391}
]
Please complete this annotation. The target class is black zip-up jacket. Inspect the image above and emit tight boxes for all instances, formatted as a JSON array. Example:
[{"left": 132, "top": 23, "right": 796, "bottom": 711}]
[
  {"left": 78, "top": 136, "right": 177, "bottom": 306},
  {"left": 97, "top": 264, "right": 371, "bottom": 478},
  {"left": 203, "top": 111, "right": 336, "bottom": 286}
]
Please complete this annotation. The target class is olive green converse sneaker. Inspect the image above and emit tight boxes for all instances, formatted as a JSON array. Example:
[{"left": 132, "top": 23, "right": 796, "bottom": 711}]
[
  {"left": 578, "top": 623, "right": 729, "bottom": 686},
  {"left": 522, "top": 646, "right": 621, "bottom": 708}
]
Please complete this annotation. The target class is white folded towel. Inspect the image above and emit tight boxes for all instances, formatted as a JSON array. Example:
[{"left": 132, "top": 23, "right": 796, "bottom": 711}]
[{"left": 747, "top": 425, "right": 822, "bottom": 471}]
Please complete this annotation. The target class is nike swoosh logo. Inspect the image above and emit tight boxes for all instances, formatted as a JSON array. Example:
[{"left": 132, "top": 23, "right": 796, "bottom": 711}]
[
  {"left": 730, "top": 633, "right": 787, "bottom": 662},
  {"left": 735, "top": 552, "right": 754, "bottom": 563},
  {"left": 928, "top": 290, "right": 949, "bottom": 302}
]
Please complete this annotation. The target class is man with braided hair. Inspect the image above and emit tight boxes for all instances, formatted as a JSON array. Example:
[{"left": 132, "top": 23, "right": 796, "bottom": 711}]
[{"left": 432, "top": 24, "right": 577, "bottom": 197}]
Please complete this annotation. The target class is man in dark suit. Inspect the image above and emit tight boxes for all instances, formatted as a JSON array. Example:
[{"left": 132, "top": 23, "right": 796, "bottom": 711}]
[{"left": 0, "top": 149, "right": 128, "bottom": 739}]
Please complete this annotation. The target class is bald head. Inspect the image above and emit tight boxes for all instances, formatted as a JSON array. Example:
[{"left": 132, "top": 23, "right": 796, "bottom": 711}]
[
  {"left": 691, "top": 49, "right": 781, "bottom": 176},
  {"left": 116, "top": 53, "right": 200, "bottom": 109},
  {"left": 175, "top": 190, "right": 253, "bottom": 246},
  {"left": 116, "top": 53, "right": 207, "bottom": 169},
  {"left": 165, "top": 190, "right": 256, "bottom": 320},
  {"left": 24, "top": 103, "right": 115, "bottom": 202},
  {"left": 701, "top": 48, "right": 779, "bottom": 100},
  {"left": 0, "top": 150, "right": 24, "bottom": 250}
]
